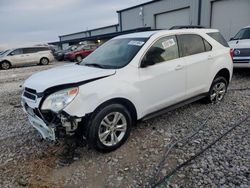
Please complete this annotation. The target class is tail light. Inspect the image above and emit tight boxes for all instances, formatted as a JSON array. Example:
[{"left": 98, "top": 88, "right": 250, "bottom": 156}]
[{"left": 230, "top": 49, "right": 234, "bottom": 60}]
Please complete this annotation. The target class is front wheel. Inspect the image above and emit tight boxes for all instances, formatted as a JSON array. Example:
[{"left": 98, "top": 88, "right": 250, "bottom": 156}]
[
  {"left": 1, "top": 61, "right": 11, "bottom": 70},
  {"left": 87, "top": 104, "right": 132, "bottom": 152},
  {"left": 206, "top": 76, "right": 228, "bottom": 103},
  {"left": 75, "top": 55, "right": 83, "bottom": 63}
]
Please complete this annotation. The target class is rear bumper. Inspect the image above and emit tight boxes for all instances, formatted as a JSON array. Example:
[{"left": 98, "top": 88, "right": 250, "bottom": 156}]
[{"left": 64, "top": 54, "right": 75, "bottom": 61}]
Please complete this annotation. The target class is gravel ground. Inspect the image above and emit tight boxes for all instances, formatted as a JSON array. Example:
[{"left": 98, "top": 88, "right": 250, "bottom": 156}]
[{"left": 0, "top": 63, "right": 249, "bottom": 188}]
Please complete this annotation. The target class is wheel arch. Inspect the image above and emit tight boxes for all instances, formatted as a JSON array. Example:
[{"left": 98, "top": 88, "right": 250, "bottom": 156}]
[
  {"left": 0, "top": 60, "right": 12, "bottom": 68},
  {"left": 214, "top": 68, "right": 230, "bottom": 85},
  {"left": 92, "top": 97, "right": 138, "bottom": 125},
  {"left": 40, "top": 57, "right": 49, "bottom": 63}
]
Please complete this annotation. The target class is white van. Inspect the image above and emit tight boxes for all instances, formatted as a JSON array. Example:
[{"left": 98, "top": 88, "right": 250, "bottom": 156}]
[{"left": 0, "top": 46, "right": 54, "bottom": 70}]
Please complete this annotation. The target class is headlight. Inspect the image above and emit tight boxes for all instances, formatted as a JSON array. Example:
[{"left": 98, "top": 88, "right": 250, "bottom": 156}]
[{"left": 41, "top": 87, "right": 79, "bottom": 113}]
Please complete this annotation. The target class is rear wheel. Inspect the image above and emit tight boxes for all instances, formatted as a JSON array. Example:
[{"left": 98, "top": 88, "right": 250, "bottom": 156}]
[
  {"left": 0, "top": 61, "right": 11, "bottom": 70},
  {"left": 40, "top": 57, "right": 49, "bottom": 65},
  {"left": 75, "top": 55, "right": 83, "bottom": 63},
  {"left": 206, "top": 76, "right": 228, "bottom": 103},
  {"left": 87, "top": 104, "right": 132, "bottom": 152}
]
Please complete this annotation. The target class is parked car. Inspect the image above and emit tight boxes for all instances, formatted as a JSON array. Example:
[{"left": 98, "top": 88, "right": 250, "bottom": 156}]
[
  {"left": 0, "top": 46, "right": 54, "bottom": 70},
  {"left": 0, "top": 50, "right": 8, "bottom": 55},
  {"left": 21, "top": 29, "right": 233, "bottom": 152},
  {"left": 228, "top": 26, "right": 250, "bottom": 68},
  {"left": 54, "top": 45, "right": 77, "bottom": 61},
  {"left": 64, "top": 44, "right": 97, "bottom": 62}
]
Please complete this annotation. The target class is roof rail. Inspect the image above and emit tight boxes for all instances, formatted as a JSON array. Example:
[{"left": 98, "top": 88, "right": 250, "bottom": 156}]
[{"left": 169, "top": 25, "right": 206, "bottom": 30}]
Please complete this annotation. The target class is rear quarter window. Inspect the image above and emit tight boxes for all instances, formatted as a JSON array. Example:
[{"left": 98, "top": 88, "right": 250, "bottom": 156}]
[{"left": 207, "top": 32, "right": 229, "bottom": 47}]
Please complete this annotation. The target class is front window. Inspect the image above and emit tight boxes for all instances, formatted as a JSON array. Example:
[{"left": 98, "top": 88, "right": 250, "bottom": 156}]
[
  {"left": 142, "top": 35, "right": 179, "bottom": 65},
  {"left": 8, "top": 49, "right": 23, "bottom": 56},
  {"left": 80, "top": 38, "right": 148, "bottom": 69}
]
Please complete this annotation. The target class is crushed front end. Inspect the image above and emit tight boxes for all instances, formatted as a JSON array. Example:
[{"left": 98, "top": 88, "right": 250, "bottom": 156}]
[{"left": 21, "top": 87, "right": 82, "bottom": 141}]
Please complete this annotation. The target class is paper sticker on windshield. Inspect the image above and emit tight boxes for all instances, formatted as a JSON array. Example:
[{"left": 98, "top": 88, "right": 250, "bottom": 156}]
[
  {"left": 128, "top": 41, "right": 145, "bottom": 46},
  {"left": 162, "top": 39, "right": 175, "bottom": 49}
]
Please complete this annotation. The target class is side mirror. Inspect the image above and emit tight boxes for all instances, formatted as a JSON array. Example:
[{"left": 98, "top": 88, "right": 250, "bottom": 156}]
[
  {"left": 141, "top": 58, "right": 155, "bottom": 68},
  {"left": 9, "top": 52, "right": 15, "bottom": 56},
  {"left": 230, "top": 37, "right": 234, "bottom": 41}
]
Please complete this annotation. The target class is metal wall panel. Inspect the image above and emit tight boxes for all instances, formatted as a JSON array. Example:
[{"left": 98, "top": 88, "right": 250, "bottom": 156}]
[
  {"left": 155, "top": 8, "right": 191, "bottom": 29},
  {"left": 210, "top": 0, "right": 250, "bottom": 40},
  {"left": 119, "top": 0, "right": 198, "bottom": 31},
  {"left": 91, "top": 26, "right": 117, "bottom": 36},
  {"left": 60, "top": 32, "right": 87, "bottom": 42},
  {"left": 60, "top": 25, "right": 118, "bottom": 42}
]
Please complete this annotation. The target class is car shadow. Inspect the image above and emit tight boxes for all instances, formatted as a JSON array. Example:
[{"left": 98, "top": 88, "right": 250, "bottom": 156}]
[{"left": 233, "top": 68, "right": 250, "bottom": 78}]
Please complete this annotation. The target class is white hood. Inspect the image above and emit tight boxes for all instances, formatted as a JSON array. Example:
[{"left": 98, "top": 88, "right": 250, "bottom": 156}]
[
  {"left": 228, "top": 39, "right": 250, "bottom": 49},
  {"left": 24, "top": 64, "right": 116, "bottom": 92}
]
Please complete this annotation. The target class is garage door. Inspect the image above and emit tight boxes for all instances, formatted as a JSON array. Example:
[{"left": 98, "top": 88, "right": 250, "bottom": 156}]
[
  {"left": 155, "top": 8, "right": 190, "bottom": 29},
  {"left": 211, "top": 0, "right": 250, "bottom": 40}
]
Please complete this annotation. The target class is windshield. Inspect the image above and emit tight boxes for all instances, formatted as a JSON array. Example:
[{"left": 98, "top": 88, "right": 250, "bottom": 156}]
[
  {"left": 233, "top": 28, "right": 250, "bottom": 40},
  {"left": 76, "top": 45, "right": 86, "bottom": 51},
  {"left": 80, "top": 38, "right": 148, "bottom": 69},
  {"left": 0, "top": 49, "right": 11, "bottom": 56}
]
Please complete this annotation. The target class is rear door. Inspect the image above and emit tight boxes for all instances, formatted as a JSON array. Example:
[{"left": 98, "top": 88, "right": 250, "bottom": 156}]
[
  {"left": 177, "top": 34, "right": 212, "bottom": 98},
  {"left": 23, "top": 48, "right": 38, "bottom": 64},
  {"left": 82, "top": 45, "right": 93, "bottom": 57}
]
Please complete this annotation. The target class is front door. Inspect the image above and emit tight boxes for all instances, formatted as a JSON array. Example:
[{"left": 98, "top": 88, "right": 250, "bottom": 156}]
[
  {"left": 8, "top": 49, "right": 27, "bottom": 66},
  {"left": 137, "top": 35, "right": 186, "bottom": 116}
]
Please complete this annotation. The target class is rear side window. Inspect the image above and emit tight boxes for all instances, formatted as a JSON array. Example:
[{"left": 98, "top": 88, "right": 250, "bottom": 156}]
[
  {"left": 204, "top": 39, "right": 212, "bottom": 51},
  {"left": 177, "top": 34, "right": 205, "bottom": 57},
  {"left": 23, "top": 47, "right": 50, "bottom": 54},
  {"left": 36, "top": 47, "right": 50, "bottom": 52},
  {"left": 207, "top": 32, "right": 229, "bottom": 47},
  {"left": 23, "top": 48, "right": 37, "bottom": 54}
]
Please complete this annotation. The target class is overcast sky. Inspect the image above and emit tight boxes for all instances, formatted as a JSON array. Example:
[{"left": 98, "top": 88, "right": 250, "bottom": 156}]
[{"left": 0, "top": 0, "right": 150, "bottom": 50}]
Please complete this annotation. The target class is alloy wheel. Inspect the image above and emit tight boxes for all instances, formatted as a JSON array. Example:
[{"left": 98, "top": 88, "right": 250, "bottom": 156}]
[
  {"left": 1, "top": 62, "right": 10, "bottom": 70},
  {"left": 41, "top": 58, "right": 49, "bottom": 65},
  {"left": 98, "top": 112, "right": 127, "bottom": 147},
  {"left": 210, "top": 82, "right": 226, "bottom": 103}
]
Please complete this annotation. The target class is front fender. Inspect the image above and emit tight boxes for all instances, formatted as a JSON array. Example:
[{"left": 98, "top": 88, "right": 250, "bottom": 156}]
[{"left": 63, "top": 76, "right": 143, "bottom": 119}]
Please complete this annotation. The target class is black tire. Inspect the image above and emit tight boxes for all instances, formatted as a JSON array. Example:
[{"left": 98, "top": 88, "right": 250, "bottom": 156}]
[
  {"left": 40, "top": 57, "right": 49, "bottom": 65},
  {"left": 87, "top": 104, "right": 132, "bottom": 152},
  {"left": 0, "top": 61, "right": 11, "bottom": 70},
  {"left": 205, "top": 76, "right": 228, "bottom": 103},
  {"left": 75, "top": 55, "right": 83, "bottom": 63}
]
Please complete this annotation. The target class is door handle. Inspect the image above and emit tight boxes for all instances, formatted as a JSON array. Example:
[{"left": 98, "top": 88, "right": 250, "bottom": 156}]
[
  {"left": 208, "top": 55, "right": 213, "bottom": 60},
  {"left": 175, "top": 65, "right": 183, "bottom": 70}
]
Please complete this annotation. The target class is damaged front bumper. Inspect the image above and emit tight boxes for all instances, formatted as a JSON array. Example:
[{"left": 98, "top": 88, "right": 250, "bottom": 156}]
[
  {"left": 27, "top": 112, "right": 56, "bottom": 140},
  {"left": 21, "top": 98, "right": 82, "bottom": 141}
]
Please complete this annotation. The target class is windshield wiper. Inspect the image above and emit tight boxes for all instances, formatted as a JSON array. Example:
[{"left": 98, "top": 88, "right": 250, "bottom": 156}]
[{"left": 84, "top": 63, "right": 105, "bottom": 68}]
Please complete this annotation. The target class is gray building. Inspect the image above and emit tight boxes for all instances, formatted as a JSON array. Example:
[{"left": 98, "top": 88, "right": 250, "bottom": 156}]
[
  {"left": 53, "top": 0, "right": 250, "bottom": 48},
  {"left": 117, "top": 0, "right": 250, "bottom": 40}
]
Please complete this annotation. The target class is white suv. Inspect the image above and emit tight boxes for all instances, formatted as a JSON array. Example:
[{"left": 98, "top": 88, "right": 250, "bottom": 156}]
[
  {"left": 21, "top": 29, "right": 233, "bottom": 152},
  {"left": 228, "top": 26, "right": 250, "bottom": 68},
  {"left": 0, "top": 46, "right": 54, "bottom": 70}
]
